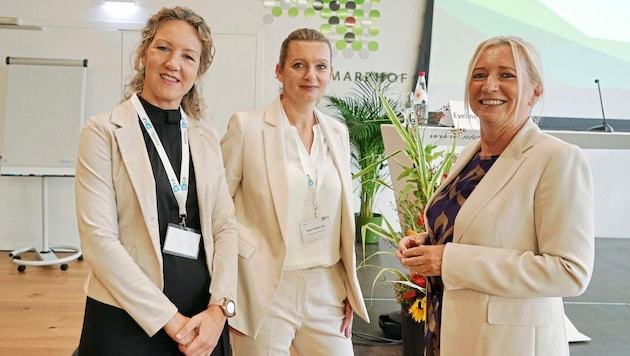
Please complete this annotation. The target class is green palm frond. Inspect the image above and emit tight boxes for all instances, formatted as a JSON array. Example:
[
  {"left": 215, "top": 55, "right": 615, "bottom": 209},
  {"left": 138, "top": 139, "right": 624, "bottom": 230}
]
[
  {"left": 325, "top": 73, "right": 400, "bottom": 217},
  {"left": 354, "top": 79, "right": 459, "bottom": 312}
]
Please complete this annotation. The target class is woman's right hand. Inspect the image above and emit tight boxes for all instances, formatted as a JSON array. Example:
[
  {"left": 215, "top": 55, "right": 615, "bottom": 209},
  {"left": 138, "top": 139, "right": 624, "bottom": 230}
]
[
  {"left": 396, "top": 232, "right": 427, "bottom": 260},
  {"left": 164, "top": 312, "right": 195, "bottom": 346},
  {"left": 397, "top": 232, "right": 445, "bottom": 277}
]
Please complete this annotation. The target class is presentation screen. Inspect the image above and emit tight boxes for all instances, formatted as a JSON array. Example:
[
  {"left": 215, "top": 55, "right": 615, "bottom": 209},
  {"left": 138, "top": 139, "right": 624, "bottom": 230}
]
[{"left": 428, "top": 0, "right": 630, "bottom": 120}]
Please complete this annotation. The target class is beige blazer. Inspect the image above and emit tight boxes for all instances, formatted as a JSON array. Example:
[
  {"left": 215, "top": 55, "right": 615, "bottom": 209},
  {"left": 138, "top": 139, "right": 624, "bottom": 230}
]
[
  {"left": 75, "top": 99, "right": 238, "bottom": 336},
  {"left": 430, "top": 119, "right": 594, "bottom": 355},
  {"left": 220, "top": 96, "right": 369, "bottom": 337}
]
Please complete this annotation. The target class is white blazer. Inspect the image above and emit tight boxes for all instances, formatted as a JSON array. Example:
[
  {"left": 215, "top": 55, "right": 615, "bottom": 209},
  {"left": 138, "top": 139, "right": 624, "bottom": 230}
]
[
  {"left": 75, "top": 99, "right": 238, "bottom": 336},
  {"left": 432, "top": 119, "right": 594, "bottom": 355},
  {"left": 220, "top": 96, "right": 369, "bottom": 337}
]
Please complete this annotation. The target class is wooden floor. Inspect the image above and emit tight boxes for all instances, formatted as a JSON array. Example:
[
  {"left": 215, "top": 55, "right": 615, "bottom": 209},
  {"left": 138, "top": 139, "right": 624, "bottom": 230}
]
[
  {"left": 4, "top": 238, "right": 629, "bottom": 355},
  {"left": 0, "top": 251, "right": 87, "bottom": 356},
  {"left": 0, "top": 251, "right": 399, "bottom": 356}
]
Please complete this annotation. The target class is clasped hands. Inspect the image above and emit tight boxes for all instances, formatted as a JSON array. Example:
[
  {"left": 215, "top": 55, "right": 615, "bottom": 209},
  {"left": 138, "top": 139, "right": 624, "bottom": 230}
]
[
  {"left": 397, "top": 232, "right": 445, "bottom": 277},
  {"left": 164, "top": 306, "right": 226, "bottom": 356}
]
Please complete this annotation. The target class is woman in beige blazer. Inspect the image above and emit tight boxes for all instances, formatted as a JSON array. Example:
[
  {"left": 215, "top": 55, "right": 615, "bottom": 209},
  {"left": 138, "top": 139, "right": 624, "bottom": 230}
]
[
  {"left": 398, "top": 36, "right": 594, "bottom": 355},
  {"left": 75, "top": 7, "right": 237, "bottom": 356},
  {"left": 221, "top": 28, "right": 369, "bottom": 355}
]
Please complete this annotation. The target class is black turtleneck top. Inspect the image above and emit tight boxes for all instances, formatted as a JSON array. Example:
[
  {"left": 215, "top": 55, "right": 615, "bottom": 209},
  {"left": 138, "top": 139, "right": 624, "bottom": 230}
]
[
  {"left": 77, "top": 98, "right": 229, "bottom": 356},
  {"left": 138, "top": 96, "right": 210, "bottom": 316}
]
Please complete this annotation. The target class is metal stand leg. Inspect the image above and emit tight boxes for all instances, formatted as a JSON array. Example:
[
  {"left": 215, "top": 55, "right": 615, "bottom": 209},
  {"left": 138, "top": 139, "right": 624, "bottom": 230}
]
[{"left": 9, "top": 176, "right": 82, "bottom": 272}]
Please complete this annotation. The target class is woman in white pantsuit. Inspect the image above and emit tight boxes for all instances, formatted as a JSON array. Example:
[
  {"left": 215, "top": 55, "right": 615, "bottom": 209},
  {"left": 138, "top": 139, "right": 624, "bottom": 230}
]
[{"left": 221, "top": 28, "right": 369, "bottom": 355}]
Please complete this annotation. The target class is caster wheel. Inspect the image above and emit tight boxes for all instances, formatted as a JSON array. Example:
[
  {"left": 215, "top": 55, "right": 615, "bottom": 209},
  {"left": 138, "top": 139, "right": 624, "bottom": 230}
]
[
  {"left": 12, "top": 255, "right": 21, "bottom": 260},
  {"left": 8, "top": 252, "right": 14, "bottom": 257},
  {"left": 17, "top": 265, "right": 26, "bottom": 272},
  {"left": 60, "top": 264, "right": 69, "bottom": 271},
  {"left": 78, "top": 255, "right": 84, "bottom": 261}
]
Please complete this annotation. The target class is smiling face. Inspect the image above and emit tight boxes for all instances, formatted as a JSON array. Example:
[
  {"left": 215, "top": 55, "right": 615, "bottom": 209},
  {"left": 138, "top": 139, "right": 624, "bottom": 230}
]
[
  {"left": 275, "top": 40, "right": 332, "bottom": 107},
  {"left": 468, "top": 43, "right": 542, "bottom": 128},
  {"left": 139, "top": 19, "right": 202, "bottom": 109}
]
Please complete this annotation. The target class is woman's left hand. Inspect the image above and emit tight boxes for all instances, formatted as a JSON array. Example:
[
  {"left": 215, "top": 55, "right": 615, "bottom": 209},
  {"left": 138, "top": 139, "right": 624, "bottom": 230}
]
[
  {"left": 340, "top": 299, "right": 353, "bottom": 338},
  {"left": 176, "top": 306, "right": 227, "bottom": 356},
  {"left": 399, "top": 244, "right": 445, "bottom": 277}
]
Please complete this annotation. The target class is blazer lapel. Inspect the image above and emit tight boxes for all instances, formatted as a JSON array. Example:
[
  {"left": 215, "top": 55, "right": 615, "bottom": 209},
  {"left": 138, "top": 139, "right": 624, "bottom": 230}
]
[
  {"left": 453, "top": 120, "right": 540, "bottom": 243},
  {"left": 112, "top": 101, "right": 161, "bottom": 250},
  {"left": 187, "top": 118, "right": 206, "bottom": 210},
  {"left": 263, "top": 98, "right": 290, "bottom": 242}
]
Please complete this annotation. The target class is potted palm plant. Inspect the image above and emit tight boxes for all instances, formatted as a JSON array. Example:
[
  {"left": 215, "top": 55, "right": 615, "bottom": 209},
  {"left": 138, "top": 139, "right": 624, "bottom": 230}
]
[
  {"left": 356, "top": 88, "right": 459, "bottom": 354},
  {"left": 325, "top": 73, "right": 399, "bottom": 243}
]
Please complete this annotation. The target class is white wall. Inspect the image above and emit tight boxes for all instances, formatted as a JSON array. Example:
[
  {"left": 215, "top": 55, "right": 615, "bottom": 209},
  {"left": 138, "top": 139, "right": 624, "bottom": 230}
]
[
  {"left": 0, "top": 0, "right": 425, "bottom": 249},
  {"left": 379, "top": 126, "right": 630, "bottom": 239},
  {"left": 0, "top": 0, "right": 627, "bottom": 251}
]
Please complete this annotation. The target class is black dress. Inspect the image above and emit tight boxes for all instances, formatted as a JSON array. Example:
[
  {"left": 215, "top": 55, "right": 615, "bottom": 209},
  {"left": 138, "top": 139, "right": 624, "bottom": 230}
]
[{"left": 77, "top": 97, "right": 230, "bottom": 356}]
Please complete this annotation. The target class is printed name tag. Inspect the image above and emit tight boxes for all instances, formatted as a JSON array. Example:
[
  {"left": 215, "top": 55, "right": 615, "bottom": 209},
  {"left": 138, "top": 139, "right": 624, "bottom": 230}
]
[
  {"left": 163, "top": 223, "right": 201, "bottom": 259},
  {"left": 299, "top": 216, "right": 332, "bottom": 243}
]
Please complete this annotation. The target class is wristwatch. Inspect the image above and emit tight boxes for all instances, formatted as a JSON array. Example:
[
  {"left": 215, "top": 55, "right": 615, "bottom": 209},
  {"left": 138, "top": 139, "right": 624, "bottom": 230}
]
[{"left": 220, "top": 298, "right": 236, "bottom": 318}]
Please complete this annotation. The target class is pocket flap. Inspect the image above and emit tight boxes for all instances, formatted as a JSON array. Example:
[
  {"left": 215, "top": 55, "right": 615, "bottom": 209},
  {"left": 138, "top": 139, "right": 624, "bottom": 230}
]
[{"left": 238, "top": 237, "right": 255, "bottom": 259}]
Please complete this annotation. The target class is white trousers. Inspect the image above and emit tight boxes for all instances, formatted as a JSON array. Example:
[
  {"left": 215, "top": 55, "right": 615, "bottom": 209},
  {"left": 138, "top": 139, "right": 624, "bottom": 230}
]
[{"left": 231, "top": 263, "right": 353, "bottom": 356}]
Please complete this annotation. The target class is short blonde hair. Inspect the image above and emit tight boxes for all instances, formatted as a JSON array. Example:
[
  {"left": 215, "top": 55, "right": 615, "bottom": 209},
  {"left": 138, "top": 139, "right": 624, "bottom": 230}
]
[
  {"left": 278, "top": 28, "right": 332, "bottom": 69},
  {"left": 464, "top": 36, "right": 544, "bottom": 122}
]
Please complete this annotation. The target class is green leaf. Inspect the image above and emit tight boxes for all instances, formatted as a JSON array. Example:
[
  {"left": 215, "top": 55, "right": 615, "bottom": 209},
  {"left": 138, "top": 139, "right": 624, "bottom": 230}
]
[
  {"left": 325, "top": 72, "right": 400, "bottom": 217},
  {"left": 354, "top": 78, "right": 460, "bottom": 308}
]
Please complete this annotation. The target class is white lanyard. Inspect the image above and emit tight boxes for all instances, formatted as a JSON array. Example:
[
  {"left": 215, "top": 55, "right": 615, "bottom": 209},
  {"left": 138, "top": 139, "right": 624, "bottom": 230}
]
[
  {"left": 287, "top": 114, "right": 326, "bottom": 218},
  {"left": 131, "top": 93, "right": 190, "bottom": 226}
]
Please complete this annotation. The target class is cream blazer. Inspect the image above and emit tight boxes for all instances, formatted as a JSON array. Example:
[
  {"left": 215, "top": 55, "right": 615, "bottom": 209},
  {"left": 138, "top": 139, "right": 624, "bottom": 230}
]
[
  {"left": 431, "top": 119, "right": 594, "bottom": 355},
  {"left": 220, "top": 96, "right": 369, "bottom": 337},
  {"left": 75, "top": 99, "right": 238, "bottom": 336}
]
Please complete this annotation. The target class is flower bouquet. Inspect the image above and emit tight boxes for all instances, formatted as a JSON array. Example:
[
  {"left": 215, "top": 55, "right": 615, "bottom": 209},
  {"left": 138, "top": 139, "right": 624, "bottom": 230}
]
[
  {"left": 393, "top": 272, "right": 427, "bottom": 322},
  {"left": 356, "top": 84, "right": 459, "bottom": 322}
]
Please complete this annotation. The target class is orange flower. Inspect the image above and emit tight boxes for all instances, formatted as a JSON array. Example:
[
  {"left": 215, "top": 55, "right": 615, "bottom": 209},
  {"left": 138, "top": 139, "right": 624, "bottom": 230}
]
[
  {"left": 416, "top": 214, "right": 424, "bottom": 227},
  {"left": 403, "top": 288, "right": 417, "bottom": 300},
  {"left": 410, "top": 273, "right": 426, "bottom": 288},
  {"left": 393, "top": 274, "right": 427, "bottom": 313}
]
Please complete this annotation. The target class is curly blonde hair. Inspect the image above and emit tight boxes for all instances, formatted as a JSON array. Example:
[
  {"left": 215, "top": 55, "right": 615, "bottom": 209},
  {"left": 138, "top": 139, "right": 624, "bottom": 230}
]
[{"left": 123, "top": 6, "right": 214, "bottom": 120}]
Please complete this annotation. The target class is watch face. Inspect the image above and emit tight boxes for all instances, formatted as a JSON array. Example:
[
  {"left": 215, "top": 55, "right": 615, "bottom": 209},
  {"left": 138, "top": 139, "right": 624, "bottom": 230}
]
[{"left": 226, "top": 300, "right": 235, "bottom": 315}]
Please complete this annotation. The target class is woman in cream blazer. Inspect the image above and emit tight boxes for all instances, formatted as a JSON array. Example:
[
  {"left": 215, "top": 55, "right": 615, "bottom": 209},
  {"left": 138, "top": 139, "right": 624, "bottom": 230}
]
[
  {"left": 221, "top": 28, "right": 369, "bottom": 355},
  {"left": 75, "top": 7, "right": 237, "bottom": 355},
  {"left": 398, "top": 36, "right": 594, "bottom": 355},
  {"left": 221, "top": 97, "right": 369, "bottom": 337},
  {"left": 221, "top": 97, "right": 369, "bottom": 352},
  {"left": 76, "top": 99, "right": 237, "bottom": 336}
]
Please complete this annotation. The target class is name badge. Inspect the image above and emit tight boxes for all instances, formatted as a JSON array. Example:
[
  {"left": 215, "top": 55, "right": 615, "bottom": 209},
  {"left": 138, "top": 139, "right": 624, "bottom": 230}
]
[
  {"left": 299, "top": 216, "right": 332, "bottom": 243},
  {"left": 163, "top": 223, "right": 201, "bottom": 259}
]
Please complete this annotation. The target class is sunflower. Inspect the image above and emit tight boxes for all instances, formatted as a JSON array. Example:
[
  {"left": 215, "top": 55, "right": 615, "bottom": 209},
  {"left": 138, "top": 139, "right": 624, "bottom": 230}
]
[{"left": 408, "top": 295, "right": 427, "bottom": 322}]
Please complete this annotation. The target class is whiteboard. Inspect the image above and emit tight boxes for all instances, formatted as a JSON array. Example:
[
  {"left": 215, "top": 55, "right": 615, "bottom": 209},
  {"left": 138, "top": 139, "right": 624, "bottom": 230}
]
[{"left": 1, "top": 57, "right": 86, "bottom": 176}]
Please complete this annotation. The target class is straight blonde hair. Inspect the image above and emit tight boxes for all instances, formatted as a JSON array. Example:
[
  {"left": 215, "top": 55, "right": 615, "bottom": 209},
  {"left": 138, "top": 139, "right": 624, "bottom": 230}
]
[{"left": 464, "top": 36, "right": 544, "bottom": 123}]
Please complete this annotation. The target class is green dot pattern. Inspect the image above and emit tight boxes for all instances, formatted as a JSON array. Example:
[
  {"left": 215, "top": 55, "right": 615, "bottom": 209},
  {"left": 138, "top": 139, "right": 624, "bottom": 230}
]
[{"left": 261, "top": 0, "right": 381, "bottom": 57}]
